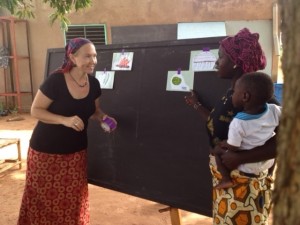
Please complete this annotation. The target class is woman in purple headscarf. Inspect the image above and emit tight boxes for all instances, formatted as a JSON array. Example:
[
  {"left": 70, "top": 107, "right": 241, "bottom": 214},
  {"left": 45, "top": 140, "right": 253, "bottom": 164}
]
[
  {"left": 185, "top": 28, "right": 279, "bottom": 224},
  {"left": 18, "top": 38, "right": 117, "bottom": 225}
]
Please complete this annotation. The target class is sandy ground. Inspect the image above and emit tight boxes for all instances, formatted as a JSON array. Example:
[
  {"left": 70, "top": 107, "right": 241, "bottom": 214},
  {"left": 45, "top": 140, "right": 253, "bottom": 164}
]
[{"left": 0, "top": 113, "right": 213, "bottom": 225}]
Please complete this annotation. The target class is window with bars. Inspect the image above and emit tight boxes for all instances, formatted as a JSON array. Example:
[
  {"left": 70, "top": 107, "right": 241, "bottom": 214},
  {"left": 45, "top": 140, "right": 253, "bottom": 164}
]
[{"left": 65, "top": 24, "right": 107, "bottom": 45}]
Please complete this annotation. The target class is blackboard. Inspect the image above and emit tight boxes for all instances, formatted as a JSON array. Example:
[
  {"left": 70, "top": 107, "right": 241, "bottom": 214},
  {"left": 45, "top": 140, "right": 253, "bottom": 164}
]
[
  {"left": 111, "top": 24, "right": 177, "bottom": 44},
  {"left": 44, "top": 37, "right": 231, "bottom": 217}
]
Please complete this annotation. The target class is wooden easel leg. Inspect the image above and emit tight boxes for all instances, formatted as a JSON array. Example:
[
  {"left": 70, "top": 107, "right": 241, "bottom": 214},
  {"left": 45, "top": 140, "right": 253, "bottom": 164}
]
[
  {"left": 17, "top": 139, "right": 22, "bottom": 169},
  {"left": 170, "top": 208, "right": 182, "bottom": 225},
  {"left": 159, "top": 206, "right": 182, "bottom": 225}
]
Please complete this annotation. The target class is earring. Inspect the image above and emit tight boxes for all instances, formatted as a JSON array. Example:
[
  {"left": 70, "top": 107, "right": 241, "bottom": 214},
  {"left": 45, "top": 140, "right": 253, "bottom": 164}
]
[{"left": 233, "top": 65, "right": 237, "bottom": 69}]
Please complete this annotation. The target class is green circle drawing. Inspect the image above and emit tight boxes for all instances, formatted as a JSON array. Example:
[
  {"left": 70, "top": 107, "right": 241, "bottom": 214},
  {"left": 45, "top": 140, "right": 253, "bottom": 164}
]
[{"left": 172, "top": 77, "right": 182, "bottom": 85}]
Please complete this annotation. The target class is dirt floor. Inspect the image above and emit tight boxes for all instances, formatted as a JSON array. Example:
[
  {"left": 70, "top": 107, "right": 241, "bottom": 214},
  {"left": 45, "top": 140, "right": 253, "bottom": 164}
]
[{"left": 0, "top": 113, "right": 213, "bottom": 225}]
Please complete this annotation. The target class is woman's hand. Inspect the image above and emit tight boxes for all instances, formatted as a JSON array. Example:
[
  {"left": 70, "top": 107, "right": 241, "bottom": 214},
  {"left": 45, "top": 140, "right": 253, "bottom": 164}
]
[
  {"left": 64, "top": 115, "right": 84, "bottom": 131},
  {"left": 220, "top": 150, "right": 240, "bottom": 170},
  {"left": 184, "top": 90, "right": 201, "bottom": 108},
  {"left": 100, "top": 115, "right": 117, "bottom": 133},
  {"left": 184, "top": 90, "right": 210, "bottom": 120},
  {"left": 210, "top": 144, "right": 227, "bottom": 155}
]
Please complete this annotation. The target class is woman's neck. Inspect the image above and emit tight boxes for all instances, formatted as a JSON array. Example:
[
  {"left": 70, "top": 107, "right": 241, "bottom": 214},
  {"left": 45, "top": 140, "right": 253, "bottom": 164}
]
[
  {"left": 231, "top": 72, "right": 243, "bottom": 89},
  {"left": 68, "top": 70, "right": 88, "bottom": 88},
  {"left": 70, "top": 69, "right": 86, "bottom": 79}
]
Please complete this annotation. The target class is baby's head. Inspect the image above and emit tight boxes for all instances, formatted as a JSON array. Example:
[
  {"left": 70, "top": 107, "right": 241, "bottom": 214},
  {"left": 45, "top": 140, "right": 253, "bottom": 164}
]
[{"left": 233, "top": 72, "right": 274, "bottom": 108}]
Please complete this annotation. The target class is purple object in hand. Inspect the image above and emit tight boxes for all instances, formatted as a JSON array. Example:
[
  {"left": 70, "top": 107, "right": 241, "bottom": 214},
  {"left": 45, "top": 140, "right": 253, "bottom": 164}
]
[{"left": 101, "top": 117, "right": 117, "bottom": 132}]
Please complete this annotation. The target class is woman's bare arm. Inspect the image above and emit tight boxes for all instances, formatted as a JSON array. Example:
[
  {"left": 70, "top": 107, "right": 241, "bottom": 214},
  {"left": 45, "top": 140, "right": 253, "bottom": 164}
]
[
  {"left": 31, "top": 90, "right": 85, "bottom": 131},
  {"left": 220, "top": 135, "right": 277, "bottom": 170},
  {"left": 89, "top": 97, "right": 106, "bottom": 122},
  {"left": 184, "top": 90, "right": 210, "bottom": 121},
  {"left": 90, "top": 97, "right": 117, "bottom": 133}
]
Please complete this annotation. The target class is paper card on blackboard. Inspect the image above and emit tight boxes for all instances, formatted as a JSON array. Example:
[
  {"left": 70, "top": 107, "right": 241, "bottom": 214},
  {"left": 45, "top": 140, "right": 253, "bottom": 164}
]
[
  {"left": 166, "top": 70, "right": 194, "bottom": 92},
  {"left": 190, "top": 49, "right": 218, "bottom": 72},
  {"left": 111, "top": 52, "right": 134, "bottom": 71},
  {"left": 177, "top": 21, "right": 226, "bottom": 39},
  {"left": 95, "top": 70, "right": 115, "bottom": 89}
]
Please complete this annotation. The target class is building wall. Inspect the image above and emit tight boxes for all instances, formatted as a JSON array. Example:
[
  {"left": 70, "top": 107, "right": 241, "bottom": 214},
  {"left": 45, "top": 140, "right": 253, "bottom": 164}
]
[{"left": 1, "top": 0, "right": 274, "bottom": 111}]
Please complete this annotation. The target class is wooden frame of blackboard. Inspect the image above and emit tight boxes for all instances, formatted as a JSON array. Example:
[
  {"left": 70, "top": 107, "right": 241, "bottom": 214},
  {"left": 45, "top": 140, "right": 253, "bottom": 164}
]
[{"left": 44, "top": 37, "right": 231, "bottom": 217}]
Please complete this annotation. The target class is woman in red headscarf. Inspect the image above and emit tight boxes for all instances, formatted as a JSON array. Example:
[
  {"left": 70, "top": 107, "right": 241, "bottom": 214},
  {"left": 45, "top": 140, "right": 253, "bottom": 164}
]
[
  {"left": 18, "top": 38, "right": 117, "bottom": 225},
  {"left": 185, "top": 28, "right": 278, "bottom": 224}
]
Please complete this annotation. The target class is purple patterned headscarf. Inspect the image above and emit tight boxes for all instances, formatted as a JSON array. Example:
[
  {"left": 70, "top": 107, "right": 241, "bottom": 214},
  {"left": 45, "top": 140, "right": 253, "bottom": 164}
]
[
  {"left": 220, "top": 28, "right": 267, "bottom": 73},
  {"left": 61, "top": 38, "right": 92, "bottom": 73}
]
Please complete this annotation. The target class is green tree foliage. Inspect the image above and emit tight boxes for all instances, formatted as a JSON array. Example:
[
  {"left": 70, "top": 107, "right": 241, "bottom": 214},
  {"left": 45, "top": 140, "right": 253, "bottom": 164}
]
[{"left": 0, "top": 0, "right": 91, "bottom": 30}]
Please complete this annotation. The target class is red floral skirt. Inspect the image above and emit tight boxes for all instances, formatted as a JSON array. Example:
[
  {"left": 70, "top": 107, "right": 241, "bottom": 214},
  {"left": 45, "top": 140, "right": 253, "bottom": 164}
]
[{"left": 18, "top": 148, "right": 90, "bottom": 225}]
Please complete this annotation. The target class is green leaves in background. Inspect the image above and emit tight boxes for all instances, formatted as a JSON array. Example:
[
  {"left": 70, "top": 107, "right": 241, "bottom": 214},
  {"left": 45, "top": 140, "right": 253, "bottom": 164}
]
[{"left": 0, "top": 0, "right": 92, "bottom": 30}]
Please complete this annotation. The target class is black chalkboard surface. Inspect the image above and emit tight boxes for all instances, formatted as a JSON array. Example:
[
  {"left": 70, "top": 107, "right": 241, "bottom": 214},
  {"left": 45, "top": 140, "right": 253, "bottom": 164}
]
[{"left": 44, "top": 37, "right": 231, "bottom": 217}]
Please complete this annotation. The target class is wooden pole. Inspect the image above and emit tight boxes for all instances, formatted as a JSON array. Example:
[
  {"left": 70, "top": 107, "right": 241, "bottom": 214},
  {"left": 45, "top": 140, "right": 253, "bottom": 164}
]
[{"left": 159, "top": 206, "right": 182, "bottom": 225}]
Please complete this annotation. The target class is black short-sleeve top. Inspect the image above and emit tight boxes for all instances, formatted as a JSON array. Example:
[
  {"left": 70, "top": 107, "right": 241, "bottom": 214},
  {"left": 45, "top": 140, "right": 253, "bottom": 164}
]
[{"left": 30, "top": 72, "right": 102, "bottom": 154}]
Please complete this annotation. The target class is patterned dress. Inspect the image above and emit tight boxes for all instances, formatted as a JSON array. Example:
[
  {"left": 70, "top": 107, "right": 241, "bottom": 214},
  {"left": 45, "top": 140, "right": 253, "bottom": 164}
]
[{"left": 207, "top": 89, "right": 273, "bottom": 225}]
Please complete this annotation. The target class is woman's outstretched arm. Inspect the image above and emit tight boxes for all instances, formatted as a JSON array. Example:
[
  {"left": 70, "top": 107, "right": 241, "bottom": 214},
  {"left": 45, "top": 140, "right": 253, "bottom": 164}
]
[{"left": 184, "top": 90, "right": 210, "bottom": 121}]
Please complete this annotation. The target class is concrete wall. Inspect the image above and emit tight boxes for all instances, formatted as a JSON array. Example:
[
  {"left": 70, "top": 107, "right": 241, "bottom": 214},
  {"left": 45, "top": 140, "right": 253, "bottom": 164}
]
[{"left": 1, "top": 0, "right": 274, "bottom": 111}]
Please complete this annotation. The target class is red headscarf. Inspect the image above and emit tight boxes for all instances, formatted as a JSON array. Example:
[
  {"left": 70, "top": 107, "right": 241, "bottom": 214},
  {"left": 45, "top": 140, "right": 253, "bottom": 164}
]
[
  {"left": 61, "top": 38, "right": 92, "bottom": 73},
  {"left": 220, "top": 28, "right": 266, "bottom": 73}
]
